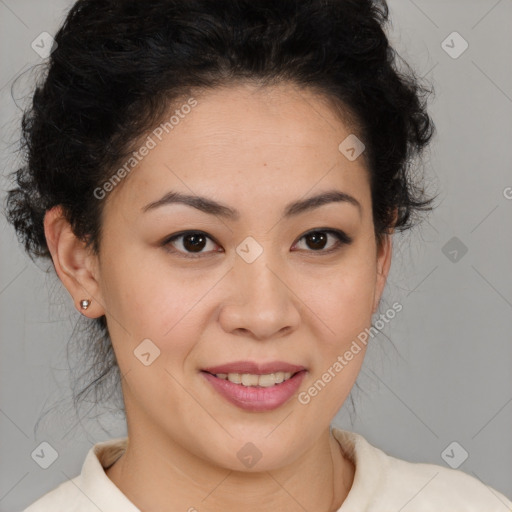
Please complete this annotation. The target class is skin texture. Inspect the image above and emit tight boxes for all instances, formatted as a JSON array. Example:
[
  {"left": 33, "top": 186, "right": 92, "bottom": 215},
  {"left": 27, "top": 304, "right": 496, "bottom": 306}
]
[{"left": 44, "top": 82, "right": 393, "bottom": 512}]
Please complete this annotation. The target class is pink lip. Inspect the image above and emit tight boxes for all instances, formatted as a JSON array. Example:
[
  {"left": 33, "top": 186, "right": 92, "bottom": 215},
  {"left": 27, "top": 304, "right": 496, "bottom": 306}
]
[
  {"left": 202, "top": 361, "right": 306, "bottom": 375},
  {"left": 201, "top": 370, "right": 307, "bottom": 412}
]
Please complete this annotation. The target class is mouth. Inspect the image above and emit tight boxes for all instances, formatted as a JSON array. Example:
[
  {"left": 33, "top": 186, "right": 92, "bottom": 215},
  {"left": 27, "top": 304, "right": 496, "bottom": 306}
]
[{"left": 200, "top": 361, "right": 307, "bottom": 412}]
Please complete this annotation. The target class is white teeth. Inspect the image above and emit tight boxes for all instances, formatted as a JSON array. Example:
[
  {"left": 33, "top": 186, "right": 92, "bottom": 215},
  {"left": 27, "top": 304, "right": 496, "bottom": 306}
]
[
  {"left": 213, "top": 372, "right": 294, "bottom": 387},
  {"left": 228, "top": 373, "right": 241, "bottom": 384},
  {"left": 241, "top": 374, "right": 259, "bottom": 386},
  {"left": 273, "top": 371, "right": 285, "bottom": 384},
  {"left": 258, "top": 374, "right": 276, "bottom": 387}
]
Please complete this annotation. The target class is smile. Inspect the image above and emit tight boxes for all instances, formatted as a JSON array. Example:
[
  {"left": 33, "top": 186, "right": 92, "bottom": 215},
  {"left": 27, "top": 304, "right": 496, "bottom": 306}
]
[{"left": 201, "top": 369, "right": 307, "bottom": 412}]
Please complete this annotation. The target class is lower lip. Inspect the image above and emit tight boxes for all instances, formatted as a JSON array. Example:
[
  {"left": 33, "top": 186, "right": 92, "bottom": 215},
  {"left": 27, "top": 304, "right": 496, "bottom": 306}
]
[{"left": 201, "top": 371, "right": 307, "bottom": 412}]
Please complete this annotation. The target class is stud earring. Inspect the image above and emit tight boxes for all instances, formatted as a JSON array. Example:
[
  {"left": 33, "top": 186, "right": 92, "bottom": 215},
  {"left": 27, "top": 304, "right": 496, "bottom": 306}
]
[{"left": 80, "top": 299, "right": 91, "bottom": 310}]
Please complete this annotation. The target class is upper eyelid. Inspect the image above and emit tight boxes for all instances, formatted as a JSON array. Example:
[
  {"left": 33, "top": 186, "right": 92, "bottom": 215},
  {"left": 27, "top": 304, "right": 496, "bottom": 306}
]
[{"left": 164, "top": 230, "right": 220, "bottom": 246}]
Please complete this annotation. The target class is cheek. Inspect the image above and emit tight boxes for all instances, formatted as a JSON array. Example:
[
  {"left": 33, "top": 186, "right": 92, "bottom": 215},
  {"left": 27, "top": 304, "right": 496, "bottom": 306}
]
[
  {"left": 301, "top": 250, "right": 378, "bottom": 347},
  {"left": 296, "top": 259, "right": 376, "bottom": 418},
  {"left": 99, "top": 242, "right": 208, "bottom": 359},
  {"left": 334, "top": 269, "right": 376, "bottom": 333}
]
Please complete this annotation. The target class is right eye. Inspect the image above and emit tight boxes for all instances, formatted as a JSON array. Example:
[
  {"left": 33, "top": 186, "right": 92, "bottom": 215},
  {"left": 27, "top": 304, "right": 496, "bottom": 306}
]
[{"left": 162, "top": 231, "right": 223, "bottom": 258}]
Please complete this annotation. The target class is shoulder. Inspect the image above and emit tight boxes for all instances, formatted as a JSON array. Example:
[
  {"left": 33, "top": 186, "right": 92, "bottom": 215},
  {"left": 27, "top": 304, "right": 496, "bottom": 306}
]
[
  {"left": 332, "top": 428, "right": 512, "bottom": 512},
  {"left": 382, "top": 453, "right": 512, "bottom": 511},
  {"left": 22, "top": 475, "right": 92, "bottom": 512},
  {"left": 22, "top": 437, "right": 134, "bottom": 512}
]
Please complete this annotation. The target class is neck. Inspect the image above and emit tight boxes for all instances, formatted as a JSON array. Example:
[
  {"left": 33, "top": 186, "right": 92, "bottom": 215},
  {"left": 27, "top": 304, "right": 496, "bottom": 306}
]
[{"left": 106, "top": 424, "right": 354, "bottom": 512}]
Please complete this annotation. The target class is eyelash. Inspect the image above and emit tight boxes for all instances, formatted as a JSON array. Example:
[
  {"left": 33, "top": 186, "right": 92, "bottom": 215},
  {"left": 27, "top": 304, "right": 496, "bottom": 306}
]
[{"left": 162, "top": 229, "right": 353, "bottom": 259}]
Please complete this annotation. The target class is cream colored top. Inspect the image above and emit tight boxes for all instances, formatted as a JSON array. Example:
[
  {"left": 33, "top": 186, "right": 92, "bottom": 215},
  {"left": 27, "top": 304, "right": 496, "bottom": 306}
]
[{"left": 23, "top": 428, "right": 512, "bottom": 511}]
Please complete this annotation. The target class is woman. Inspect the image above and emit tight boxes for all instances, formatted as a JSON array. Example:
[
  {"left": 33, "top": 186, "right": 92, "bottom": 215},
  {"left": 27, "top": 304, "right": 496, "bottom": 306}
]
[{"left": 5, "top": 0, "right": 512, "bottom": 510}]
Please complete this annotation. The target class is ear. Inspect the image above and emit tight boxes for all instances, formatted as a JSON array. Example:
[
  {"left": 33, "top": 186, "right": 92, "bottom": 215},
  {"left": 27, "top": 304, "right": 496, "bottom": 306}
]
[
  {"left": 372, "top": 233, "right": 393, "bottom": 314},
  {"left": 44, "top": 205, "right": 105, "bottom": 317},
  {"left": 372, "top": 209, "right": 397, "bottom": 314}
]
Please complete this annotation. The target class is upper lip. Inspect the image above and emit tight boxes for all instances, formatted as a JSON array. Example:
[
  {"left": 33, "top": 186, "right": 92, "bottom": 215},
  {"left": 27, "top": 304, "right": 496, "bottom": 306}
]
[{"left": 202, "top": 361, "right": 306, "bottom": 375}]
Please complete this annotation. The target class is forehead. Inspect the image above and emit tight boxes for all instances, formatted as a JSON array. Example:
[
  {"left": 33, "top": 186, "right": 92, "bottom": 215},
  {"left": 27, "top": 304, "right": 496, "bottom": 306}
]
[
  {"left": 169, "top": 82, "right": 360, "bottom": 162},
  {"left": 103, "top": 82, "right": 370, "bottom": 218}
]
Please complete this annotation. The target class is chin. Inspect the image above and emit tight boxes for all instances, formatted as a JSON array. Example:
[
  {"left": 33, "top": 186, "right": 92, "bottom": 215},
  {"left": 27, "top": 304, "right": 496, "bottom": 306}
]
[{"left": 198, "top": 427, "right": 308, "bottom": 473}]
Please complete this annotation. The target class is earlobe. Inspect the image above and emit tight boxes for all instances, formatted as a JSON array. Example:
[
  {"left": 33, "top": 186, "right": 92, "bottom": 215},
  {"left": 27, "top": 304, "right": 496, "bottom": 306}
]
[{"left": 44, "top": 206, "right": 105, "bottom": 317}]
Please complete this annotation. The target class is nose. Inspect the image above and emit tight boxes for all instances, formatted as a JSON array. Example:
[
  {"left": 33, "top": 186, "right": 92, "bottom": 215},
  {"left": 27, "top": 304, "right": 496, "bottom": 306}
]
[{"left": 218, "top": 251, "right": 301, "bottom": 341}]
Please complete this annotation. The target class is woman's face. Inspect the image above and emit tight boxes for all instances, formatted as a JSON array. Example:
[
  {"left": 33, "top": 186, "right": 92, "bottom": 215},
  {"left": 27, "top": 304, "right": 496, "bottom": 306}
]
[{"left": 89, "top": 82, "right": 392, "bottom": 470}]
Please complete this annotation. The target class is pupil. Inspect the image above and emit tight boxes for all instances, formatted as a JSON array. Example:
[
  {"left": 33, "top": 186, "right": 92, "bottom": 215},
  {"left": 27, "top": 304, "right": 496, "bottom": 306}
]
[
  {"left": 184, "top": 234, "right": 205, "bottom": 252},
  {"left": 307, "top": 232, "right": 326, "bottom": 250}
]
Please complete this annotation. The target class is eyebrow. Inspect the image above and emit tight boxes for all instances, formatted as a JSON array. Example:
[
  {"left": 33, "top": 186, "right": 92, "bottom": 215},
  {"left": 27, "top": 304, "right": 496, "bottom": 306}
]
[{"left": 142, "top": 189, "right": 362, "bottom": 219}]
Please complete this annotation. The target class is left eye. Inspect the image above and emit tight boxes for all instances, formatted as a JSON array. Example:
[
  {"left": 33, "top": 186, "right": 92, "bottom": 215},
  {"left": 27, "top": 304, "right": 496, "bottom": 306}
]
[
  {"left": 292, "top": 229, "right": 352, "bottom": 253},
  {"left": 163, "top": 229, "right": 352, "bottom": 258}
]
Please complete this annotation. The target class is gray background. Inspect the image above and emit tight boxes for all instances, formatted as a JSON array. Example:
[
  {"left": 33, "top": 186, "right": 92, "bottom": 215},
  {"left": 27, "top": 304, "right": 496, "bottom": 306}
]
[{"left": 1, "top": 0, "right": 511, "bottom": 510}]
